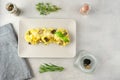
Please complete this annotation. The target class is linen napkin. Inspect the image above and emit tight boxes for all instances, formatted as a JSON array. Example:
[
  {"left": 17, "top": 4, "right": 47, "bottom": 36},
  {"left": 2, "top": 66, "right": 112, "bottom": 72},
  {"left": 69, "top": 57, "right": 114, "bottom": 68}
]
[{"left": 0, "top": 23, "right": 32, "bottom": 80}]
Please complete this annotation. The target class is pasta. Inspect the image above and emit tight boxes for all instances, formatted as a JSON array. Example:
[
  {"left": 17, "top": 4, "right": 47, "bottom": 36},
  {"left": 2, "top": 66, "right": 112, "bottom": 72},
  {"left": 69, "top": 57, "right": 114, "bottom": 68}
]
[{"left": 25, "top": 28, "right": 70, "bottom": 46}]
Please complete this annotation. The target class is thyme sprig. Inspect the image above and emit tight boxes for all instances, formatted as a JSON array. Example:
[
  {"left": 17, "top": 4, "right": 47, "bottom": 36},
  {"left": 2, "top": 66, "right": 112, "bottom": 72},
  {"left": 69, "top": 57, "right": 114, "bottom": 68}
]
[{"left": 39, "top": 63, "right": 64, "bottom": 73}]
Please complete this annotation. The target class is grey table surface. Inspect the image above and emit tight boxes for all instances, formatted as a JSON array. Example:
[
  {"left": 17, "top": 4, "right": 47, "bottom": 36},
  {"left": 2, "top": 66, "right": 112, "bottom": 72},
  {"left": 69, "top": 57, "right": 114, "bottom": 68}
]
[{"left": 0, "top": 0, "right": 120, "bottom": 80}]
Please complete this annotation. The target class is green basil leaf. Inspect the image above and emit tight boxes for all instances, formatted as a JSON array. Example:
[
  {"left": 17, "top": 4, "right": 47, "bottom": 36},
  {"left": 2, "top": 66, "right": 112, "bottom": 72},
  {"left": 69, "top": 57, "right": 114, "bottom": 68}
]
[
  {"left": 55, "top": 31, "right": 64, "bottom": 37},
  {"left": 62, "top": 37, "right": 69, "bottom": 42}
]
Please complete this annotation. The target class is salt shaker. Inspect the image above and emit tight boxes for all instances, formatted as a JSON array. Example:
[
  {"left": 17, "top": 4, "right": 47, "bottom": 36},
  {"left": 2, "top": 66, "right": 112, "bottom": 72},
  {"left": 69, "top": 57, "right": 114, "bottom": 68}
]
[{"left": 6, "top": 3, "right": 21, "bottom": 16}]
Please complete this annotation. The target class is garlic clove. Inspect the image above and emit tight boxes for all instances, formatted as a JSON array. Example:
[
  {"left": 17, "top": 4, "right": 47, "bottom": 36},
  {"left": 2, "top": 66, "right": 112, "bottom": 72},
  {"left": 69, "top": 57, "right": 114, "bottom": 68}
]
[{"left": 80, "top": 3, "right": 90, "bottom": 15}]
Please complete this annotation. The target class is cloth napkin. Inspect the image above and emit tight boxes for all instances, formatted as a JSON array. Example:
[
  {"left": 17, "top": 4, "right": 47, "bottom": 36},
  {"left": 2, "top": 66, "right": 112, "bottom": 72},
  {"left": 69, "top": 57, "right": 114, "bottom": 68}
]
[{"left": 0, "top": 23, "right": 32, "bottom": 80}]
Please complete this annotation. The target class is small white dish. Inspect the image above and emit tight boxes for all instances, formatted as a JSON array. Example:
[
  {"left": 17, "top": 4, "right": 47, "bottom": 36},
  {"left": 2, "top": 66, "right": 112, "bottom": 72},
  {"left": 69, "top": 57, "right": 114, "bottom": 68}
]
[
  {"left": 18, "top": 18, "right": 76, "bottom": 58},
  {"left": 74, "top": 50, "right": 97, "bottom": 73}
]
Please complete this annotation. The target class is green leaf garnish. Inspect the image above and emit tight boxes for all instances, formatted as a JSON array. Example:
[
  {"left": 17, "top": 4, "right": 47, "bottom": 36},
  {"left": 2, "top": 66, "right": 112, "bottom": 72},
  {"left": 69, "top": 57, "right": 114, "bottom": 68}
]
[
  {"left": 62, "top": 37, "right": 69, "bottom": 42},
  {"left": 55, "top": 31, "right": 64, "bottom": 37},
  {"left": 55, "top": 31, "right": 69, "bottom": 42},
  {"left": 39, "top": 63, "right": 64, "bottom": 73},
  {"left": 36, "top": 2, "right": 61, "bottom": 15}
]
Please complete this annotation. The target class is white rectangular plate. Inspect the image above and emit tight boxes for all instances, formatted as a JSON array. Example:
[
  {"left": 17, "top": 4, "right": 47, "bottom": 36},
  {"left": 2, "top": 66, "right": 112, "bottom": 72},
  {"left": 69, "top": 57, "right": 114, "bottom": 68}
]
[{"left": 18, "top": 18, "right": 76, "bottom": 58}]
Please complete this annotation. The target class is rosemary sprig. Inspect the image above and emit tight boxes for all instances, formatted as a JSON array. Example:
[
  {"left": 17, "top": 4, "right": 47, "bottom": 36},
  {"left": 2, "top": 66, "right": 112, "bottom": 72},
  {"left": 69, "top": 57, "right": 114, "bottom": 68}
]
[
  {"left": 39, "top": 63, "right": 64, "bottom": 73},
  {"left": 36, "top": 2, "right": 61, "bottom": 15}
]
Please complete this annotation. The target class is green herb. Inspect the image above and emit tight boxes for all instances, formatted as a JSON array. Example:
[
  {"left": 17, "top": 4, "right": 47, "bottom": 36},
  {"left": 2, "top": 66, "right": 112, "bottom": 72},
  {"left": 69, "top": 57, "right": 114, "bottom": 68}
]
[
  {"left": 62, "top": 37, "right": 69, "bottom": 42},
  {"left": 55, "top": 31, "right": 70, "bottom": 42},
  {"left": 39, "top": 63, "right": 64, "bottom": 73},
  {"left": 55, "top": 31, "right": 64, "bottom": 37},
  {"left": 36, "top": 2, "right": 61, "bottom": 15}
]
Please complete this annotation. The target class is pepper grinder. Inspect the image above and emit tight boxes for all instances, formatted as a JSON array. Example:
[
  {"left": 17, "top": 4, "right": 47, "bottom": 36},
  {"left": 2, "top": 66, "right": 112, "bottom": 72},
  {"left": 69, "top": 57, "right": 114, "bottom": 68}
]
[{"left": 6, "top": 3, "right": 21, "bottom": 16}]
